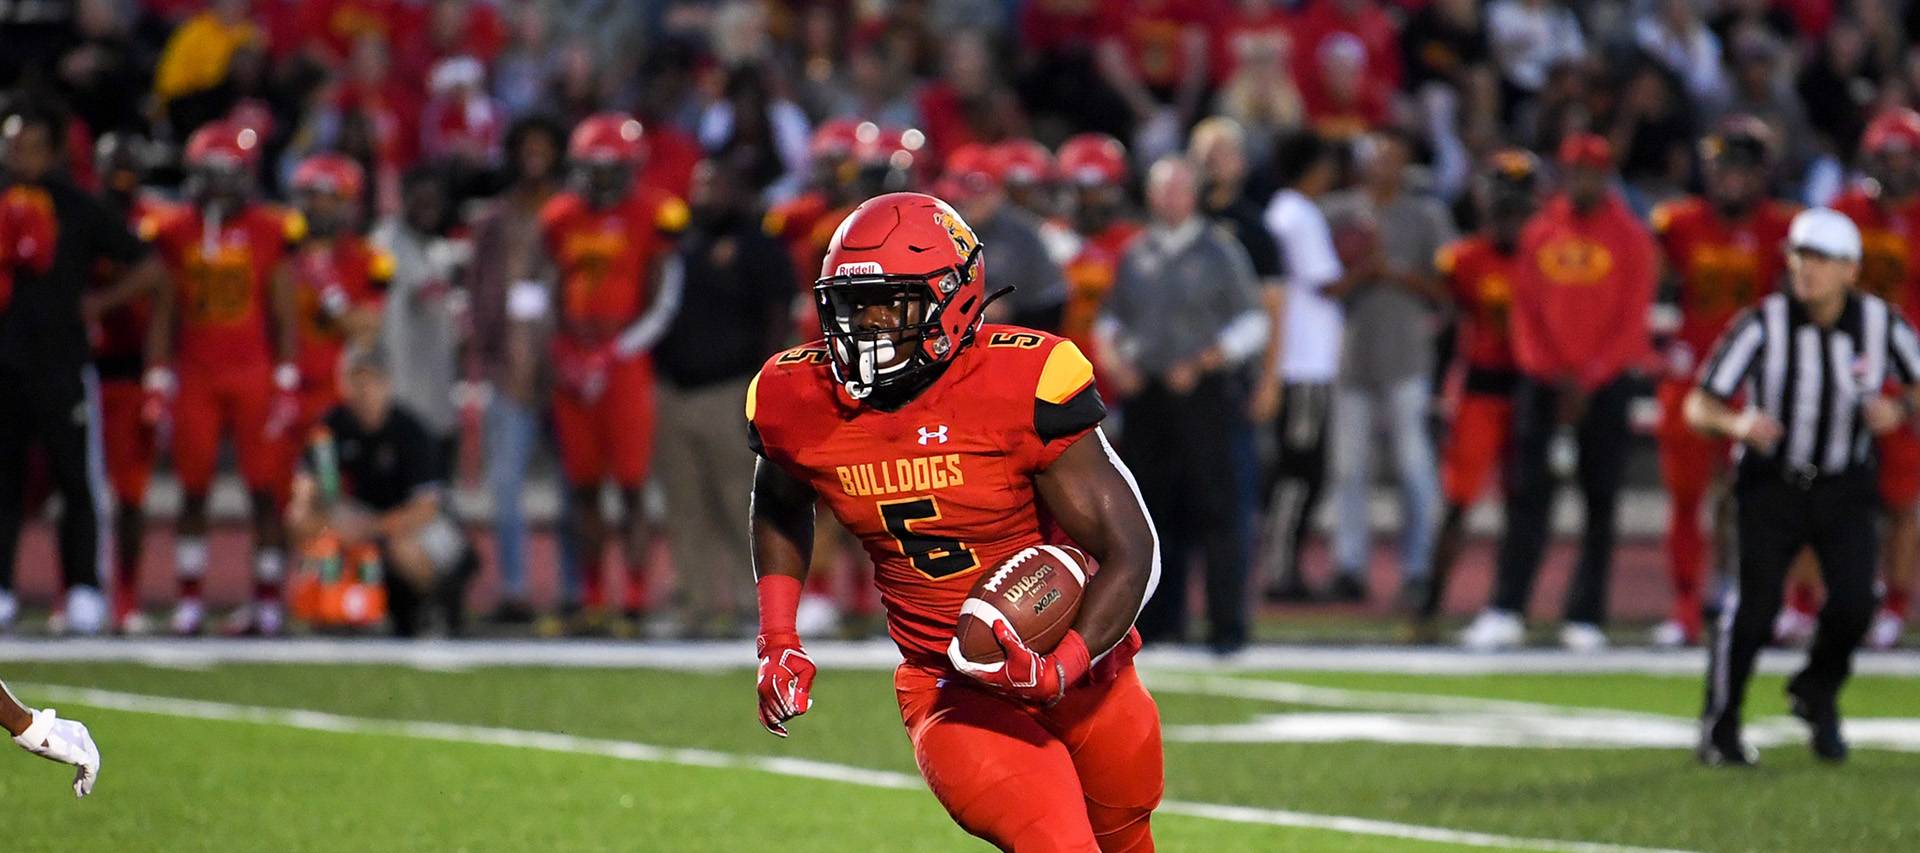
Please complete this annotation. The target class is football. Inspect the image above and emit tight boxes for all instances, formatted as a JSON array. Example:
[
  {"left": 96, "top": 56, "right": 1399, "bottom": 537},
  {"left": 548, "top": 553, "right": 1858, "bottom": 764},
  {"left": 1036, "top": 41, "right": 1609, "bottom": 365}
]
[{"left": 952, "top": 544, "right": 1095, "bottom": 664}]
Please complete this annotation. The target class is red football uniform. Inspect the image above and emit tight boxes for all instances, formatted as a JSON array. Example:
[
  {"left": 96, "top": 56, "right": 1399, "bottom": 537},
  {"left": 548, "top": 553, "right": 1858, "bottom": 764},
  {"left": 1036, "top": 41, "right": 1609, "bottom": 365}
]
[
  {"left": 1650, "top": 196, "right": 1795, "bottom": 634},
  {"left": 1437, "top": 236, "right": 1525, "bottom": 506},
  {"left": 291, "top": 235, "right": 392, "bottom": 426},
  {"left": 148, "top": 203, "right": 304, "bottom": 494},
  {"left": 1057, "top": 220, "right": 1141, "bottom": 400},
  {"left": 541, "top": 187, "right": 687, "bottom": 487},
  {"left": 764, "top": 191, "right": 836, "bottom": 293},
  {"left": 748, "top": 328, "right": 1160, "bottom": 850},
  {"left": 94, "top": 195, "right": 173, "bottom": 505},
  {"left": 1830, "top": 189, "right": 1920, "bottom": 509}
]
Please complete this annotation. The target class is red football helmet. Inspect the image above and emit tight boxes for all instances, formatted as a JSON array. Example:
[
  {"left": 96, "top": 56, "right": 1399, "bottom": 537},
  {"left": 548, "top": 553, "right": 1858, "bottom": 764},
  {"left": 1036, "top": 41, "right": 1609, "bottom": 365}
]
[
  {"left": 937, "top": 143, "right": 996, "bottom": 200},
  {"left": 990, "top": 139, "right": 1054, "bottom": 186},
  {"left": 809, "top": 118, "right": 863, "bottom": 162},
  {"left": 569, "top": 112, "right": 647, "bottom": 164},
  {"left": 1862, "top": 108, "right": 1920, "bottom": 156},
  {"left": 291, "top": 153, "right": 366, "bottom": 202},
  {"left": 1056, "top": 133, "right": 1128, "bottom": 186},
  {"left": 184, "top": 120, "right": 262, "bottom": 171},
  {"left": 815, "top": 192, "right": 993, "bottom": 402}
]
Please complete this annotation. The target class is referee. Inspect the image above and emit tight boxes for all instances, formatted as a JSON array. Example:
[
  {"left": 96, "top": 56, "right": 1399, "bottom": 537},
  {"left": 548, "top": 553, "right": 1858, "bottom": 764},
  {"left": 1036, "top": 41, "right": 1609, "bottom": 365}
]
[{"left": 1686, "top": 207, "right": 1920, "bottom": 766}]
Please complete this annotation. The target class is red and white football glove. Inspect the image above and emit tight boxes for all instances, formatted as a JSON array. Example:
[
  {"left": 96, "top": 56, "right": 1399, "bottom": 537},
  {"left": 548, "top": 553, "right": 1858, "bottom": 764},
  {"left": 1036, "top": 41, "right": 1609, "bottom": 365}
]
[
  {"left": 959, "top": 624, "right": 1092, "bottom": 707},
  {"left": 755, "top": 632, "right": 815, "bottom": 738}
]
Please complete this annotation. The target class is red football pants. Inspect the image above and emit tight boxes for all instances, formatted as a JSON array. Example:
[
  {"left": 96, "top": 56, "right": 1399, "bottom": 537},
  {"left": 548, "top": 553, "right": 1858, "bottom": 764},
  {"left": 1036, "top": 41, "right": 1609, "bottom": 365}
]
[
  {"left": 98, "top": 378, "right": 154, "bottom": 505},
  {"left": 172, "top": 362, "right": 285, "bottom": 497},
  {"left": 552, "top": 354, "right": 655, "bottom": 488},
  {"left": 1656, "top": 379, "right": 1729, "bottom": 631},
  {"left": 895, "top": 663, "right": 1163, "bottom": 852},
  {"left": 1441, "top": 393, "right": 1511, "bottom": 506}
]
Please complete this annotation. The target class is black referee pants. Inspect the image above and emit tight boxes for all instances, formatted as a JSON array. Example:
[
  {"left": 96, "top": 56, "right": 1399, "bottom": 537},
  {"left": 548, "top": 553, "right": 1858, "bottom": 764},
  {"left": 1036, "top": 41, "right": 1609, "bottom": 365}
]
[
  {"left": 1702, "top": 469, "right": 1877, "bottom": 736},
  {"left": 1127, "top": 374, "right": 1249, "bottom": 650},
  {"left": 0, "top": 361, "right": 106, "bottom": 593},
  {"left": 1492, "top": 376, "right": 1632, "bottom": 625}
]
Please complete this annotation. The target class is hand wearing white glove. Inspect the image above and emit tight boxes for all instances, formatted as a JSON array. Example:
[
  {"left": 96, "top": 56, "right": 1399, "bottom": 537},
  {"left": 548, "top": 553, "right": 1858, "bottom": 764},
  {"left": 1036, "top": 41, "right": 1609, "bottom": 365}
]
[{"left": 14, "top": 708, "right": 101, "bottom": 797}]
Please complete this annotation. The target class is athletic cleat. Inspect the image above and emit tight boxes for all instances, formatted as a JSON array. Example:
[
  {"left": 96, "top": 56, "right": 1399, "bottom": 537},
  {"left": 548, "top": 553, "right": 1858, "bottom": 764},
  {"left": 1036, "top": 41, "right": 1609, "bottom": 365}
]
[
  {"left": 1788, "top": 682, "right": 1848, "bottom": 763},
  {"left": 1773, "top": 605, "right": 1817, "bottom": 646},
  {"left": 117, "top": 610, "right": 153, "bottom": 636},
  {"left": 1460, "top": 609, "right": 1524, "bottom": 651},
  {"left": 0, "top": 590, "right": 14, "bottom": 633},
  {"left": 1650, "top": 619, "right": 1694, "bottom": 648},
  {"left": 1560, "top": 622, "right": 1608, "bottom": 653},
  {"left": 1867, "top": 609, "right": 1904, "bottom": 650},
  {"left": 1696, "top": 723, "right": 1759, "bottom": 767},
  {"left": 62, "top": 586, "right": 107, "bottom": 636},
  {"left": 170, "top": 598, "right": 205, "bottom": 636},
  {"left": 254, "top": 601, "right": 285, "bottom": 637}
]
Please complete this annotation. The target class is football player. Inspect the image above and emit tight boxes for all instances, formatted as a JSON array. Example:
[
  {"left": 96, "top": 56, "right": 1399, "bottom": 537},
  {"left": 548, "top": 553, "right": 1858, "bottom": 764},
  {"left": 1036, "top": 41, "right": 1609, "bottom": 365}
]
[
  {"left": 143, "top": 120, "right": 304, "bottom": 636},
  {"left": 89, "top": 133, "right": 175, "bottom": 634},
  {"left": 765, "top": 118, "right": 861, "bottom": 293},
  {"left": 2, "top": 678, "right": 98, "bottom": 798},
  {"left": 287, "top": 153, "right": 390, "bottom": 441},
  {"left": 1419, "top": 149, "right": 1539, "bottom": 638},
  {"left": 1647, "top": 119, "right": 1797, "bottom": 647},
  {"left": 749, "top": 193, "right": 1164, "bottom": 850},
  {"left": 539, "top": 113, "right": 687, "bottom": 628},
  {"left": 1047, "top": 133, "right": 1141, "bottom": 389},
  {"left": 1827, "top": 107, "right": 1920, "bottom": 648},
  {"left": 992, "top": 138, "right": 1056, "bottom": 219}
]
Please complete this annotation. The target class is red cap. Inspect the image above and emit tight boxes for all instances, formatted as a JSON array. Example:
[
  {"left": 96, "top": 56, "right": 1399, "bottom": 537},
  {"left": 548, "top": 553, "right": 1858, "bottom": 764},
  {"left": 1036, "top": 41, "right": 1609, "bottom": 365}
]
[
  {"left": 1056, "top": 133, "right": 1128, "bottom": 186},
  {"left": 1556, "top": 133, "right": 1613, "bottom": 169},
  {"left": 990, "top": 139, "right": 1053, "bottom": 186},
  {"left": 1862, "top": 108, "right": 1920, "bottom": 156},
  {"left": 569, "top": 112, "right": 647, "bottom": 164},
  {"left": 184, "top": 120, "right": 262, "bottom": 170}
]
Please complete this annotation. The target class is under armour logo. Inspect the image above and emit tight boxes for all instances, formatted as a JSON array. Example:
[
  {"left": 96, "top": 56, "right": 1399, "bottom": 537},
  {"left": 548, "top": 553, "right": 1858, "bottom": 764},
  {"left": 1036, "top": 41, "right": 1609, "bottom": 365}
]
[{"left": 917, "top": 425, "right": 949, "bottom": 445}]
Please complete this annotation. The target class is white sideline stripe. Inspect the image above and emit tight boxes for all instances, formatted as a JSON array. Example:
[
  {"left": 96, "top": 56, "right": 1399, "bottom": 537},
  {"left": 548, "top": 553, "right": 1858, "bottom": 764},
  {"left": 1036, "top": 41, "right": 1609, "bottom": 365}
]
[
  {"left": 18, "top": 684, "right": 1691, "bottom": 853},
  {"left": 1142, "top": 672, "right": 1674, "bottom": 721},
  {"left": 4, "top": 638, "right": 1919, "bottom": 677}
]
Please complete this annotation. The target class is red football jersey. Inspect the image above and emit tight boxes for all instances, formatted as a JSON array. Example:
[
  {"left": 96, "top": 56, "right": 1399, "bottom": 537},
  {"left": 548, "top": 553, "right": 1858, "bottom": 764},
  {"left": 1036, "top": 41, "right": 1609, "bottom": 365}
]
[
  {"left": 1437, "top": 235, "right": 1525, "bottom": 374},
  {"left": 293, "top": 235, "right": 393, "bottom": 383},
  {"left": 748, "top": 326, "right": 1109, "bottom": 667},
  {"left": 1058, "top": 221, "right": 1142, "bottom": 355},
  {"left": 92, "top": 195, "right": 174, "bottom": 369},
  {"left": 1651, "top": 196, "right": 1796, "bottom": 356},
  {"left": 764, "top": 191, "right": 835, "bottom": 291},
  {"left": 1831, "top": 188, "right": 1920, "bottom": 325},
  {"left": 541, "top": 187, "right": 688, "bottom": 342},
  {"left": 148, "top": 203, "right": 304, "bottom": 370}
]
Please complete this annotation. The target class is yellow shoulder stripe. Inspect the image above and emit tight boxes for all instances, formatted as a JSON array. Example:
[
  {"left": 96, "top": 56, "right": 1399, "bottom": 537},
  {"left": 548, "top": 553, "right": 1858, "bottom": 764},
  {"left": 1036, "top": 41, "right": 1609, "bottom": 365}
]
[
  {"left": 283, "top": 209, "right": 309, "bottom": 243},
  {"left": 745, "top": 370, "right": 761, "bottom": 423},
  {"left": 1036, "top": 341, "right": 1094, "bottom": 405}
]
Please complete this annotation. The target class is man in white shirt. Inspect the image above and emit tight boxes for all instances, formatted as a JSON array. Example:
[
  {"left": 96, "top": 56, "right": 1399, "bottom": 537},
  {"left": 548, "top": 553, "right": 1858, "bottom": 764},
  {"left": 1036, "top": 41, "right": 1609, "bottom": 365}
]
[{"left": 1259, "top": 133, "right": 1344, "bottom": 600}]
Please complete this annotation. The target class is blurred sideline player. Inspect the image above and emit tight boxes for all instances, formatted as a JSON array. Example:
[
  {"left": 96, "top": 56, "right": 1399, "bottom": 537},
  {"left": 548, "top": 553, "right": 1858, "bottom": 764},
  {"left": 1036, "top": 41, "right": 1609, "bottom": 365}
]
[
  {"left": 1046, "top": 132, "right": 1141, "bottom": 389},
  {"left": 3, "top": 678, "right": 98, "bottom": 798},
  {"left": 89, "top": 133, "right": 174, "bottom": 633},
  {"left": 765, "top": 118, "right": 861, "bottom": 294},
  {"left": 1419, "top": 149, "right": 1538, "bottom": 639},
  {"left": 539, "top": 112, "right": 687, "bottom": 630},
  {"left": 750, "top": 193, "right": 1163, "bottom": 849},
  {"left": 143, "top": 120, "right": 304, "bottom": 636},
  {"left": 287, "top": 153, "right": 390, "bottom": 444},
  {"left": 1822, "top": 107, "right": 1920, "bottom": 648},
  {"left": 1647, "top": 119, "right": 1796, "bottom": 647},
  {"left": 994, "top": 138, "right": 1056, "bottom": 219}
]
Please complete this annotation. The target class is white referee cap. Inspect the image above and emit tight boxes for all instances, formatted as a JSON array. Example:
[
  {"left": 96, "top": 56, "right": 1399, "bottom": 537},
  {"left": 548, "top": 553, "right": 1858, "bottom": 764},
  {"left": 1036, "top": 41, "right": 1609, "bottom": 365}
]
[{"left": 1788, "top": 207, "right": 1862, "bottom": 261}]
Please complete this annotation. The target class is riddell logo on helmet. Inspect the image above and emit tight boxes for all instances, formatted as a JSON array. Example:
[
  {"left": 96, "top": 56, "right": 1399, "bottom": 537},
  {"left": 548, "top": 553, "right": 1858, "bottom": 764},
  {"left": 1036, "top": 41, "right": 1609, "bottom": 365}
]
[{"left": 836, "top": 262, "right": 884, "bottom": 276}]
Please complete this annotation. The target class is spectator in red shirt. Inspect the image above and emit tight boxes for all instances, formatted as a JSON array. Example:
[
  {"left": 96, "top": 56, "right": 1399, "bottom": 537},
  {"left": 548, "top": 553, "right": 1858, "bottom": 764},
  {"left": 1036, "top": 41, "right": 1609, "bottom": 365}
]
[
  {"left": 1304, "top": 32, "right": 1392, "bottom": 141},
  {"left": 1461, "top": 133, "right": 1657, "bottom": 654},
  {"left": 420, "top": 56, "right": 504, "bottom": 174},
  {"left": 916, "top": 30, "right": 1028, "bottom": 165},
  {"left": 1293, "top": 0, "right": 1403, "bottom": 93},
  {"left": 1097, "top": 0, "right": 1223, "bottom": 160}
]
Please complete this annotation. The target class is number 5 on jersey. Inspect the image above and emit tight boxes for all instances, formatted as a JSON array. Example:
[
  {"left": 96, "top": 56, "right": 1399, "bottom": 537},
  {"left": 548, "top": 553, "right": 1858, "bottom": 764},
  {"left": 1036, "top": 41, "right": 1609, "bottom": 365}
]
[{"left": 879, "top": 496, "right": 979, "bottom": 579}]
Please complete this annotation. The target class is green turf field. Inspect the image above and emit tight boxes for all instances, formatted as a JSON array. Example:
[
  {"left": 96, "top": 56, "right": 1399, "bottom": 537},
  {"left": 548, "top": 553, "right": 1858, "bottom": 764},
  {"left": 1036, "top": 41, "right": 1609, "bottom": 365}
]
[{"left": 2, "top": 657, "right": 1916, "bottom": 852}]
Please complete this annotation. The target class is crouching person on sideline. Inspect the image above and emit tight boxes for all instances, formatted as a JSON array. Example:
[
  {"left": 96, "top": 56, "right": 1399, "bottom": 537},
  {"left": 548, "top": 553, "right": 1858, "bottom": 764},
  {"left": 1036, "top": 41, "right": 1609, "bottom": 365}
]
[{"left": 287, "top": 344, "right": 476, "bottom": 636}]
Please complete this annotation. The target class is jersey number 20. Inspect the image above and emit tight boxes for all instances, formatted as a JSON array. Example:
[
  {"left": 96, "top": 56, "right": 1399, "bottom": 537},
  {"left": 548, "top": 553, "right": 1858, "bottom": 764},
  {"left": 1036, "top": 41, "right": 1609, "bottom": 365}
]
[{"left": 879, "top": 497, "right": 979, "bottom": 579}]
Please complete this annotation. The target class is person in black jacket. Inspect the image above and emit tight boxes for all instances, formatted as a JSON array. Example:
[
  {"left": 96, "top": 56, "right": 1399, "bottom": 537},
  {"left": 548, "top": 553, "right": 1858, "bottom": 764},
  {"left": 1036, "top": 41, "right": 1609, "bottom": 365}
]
[{"left": 651, "top": 158, "right": 795, "bottom": 637}]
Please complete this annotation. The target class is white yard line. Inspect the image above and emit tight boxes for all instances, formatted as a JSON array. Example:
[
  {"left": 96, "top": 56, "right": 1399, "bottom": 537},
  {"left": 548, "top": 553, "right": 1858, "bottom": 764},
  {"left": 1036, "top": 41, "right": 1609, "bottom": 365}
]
[
  {"left": 19, "top": 683, "right": 1693, "bottom": 853},
  {"left": 4, "top": 638, "right": 1918, "bottom": 676}
]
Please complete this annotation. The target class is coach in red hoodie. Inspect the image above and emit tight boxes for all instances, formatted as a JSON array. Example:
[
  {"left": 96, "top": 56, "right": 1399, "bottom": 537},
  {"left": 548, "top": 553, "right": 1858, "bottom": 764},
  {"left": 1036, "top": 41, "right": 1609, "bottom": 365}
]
[{"left": 1461, "top": 133, "right": 1657, "bottom": 653}]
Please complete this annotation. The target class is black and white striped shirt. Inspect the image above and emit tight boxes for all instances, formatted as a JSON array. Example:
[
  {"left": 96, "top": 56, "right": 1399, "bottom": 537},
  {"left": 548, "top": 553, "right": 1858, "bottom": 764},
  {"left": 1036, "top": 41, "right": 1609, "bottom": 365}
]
[{"left": 1698, "top": 291, "right": 1920, "bottom": 476}]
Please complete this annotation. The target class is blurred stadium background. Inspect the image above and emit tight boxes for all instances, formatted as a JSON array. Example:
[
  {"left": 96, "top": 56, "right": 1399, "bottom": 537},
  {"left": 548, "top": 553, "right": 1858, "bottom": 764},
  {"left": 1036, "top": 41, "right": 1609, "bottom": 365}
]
[{"left": 0, "top": 0, "right": 1918, "bottom": 850}]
